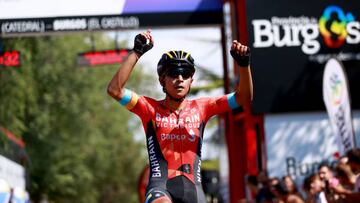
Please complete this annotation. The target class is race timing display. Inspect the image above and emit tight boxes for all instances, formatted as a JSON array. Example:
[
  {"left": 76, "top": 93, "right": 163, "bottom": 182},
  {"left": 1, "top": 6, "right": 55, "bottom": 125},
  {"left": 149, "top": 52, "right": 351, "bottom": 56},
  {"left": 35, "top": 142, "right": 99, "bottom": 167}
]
[
  {"left": 0, "top": 51, "right": 21, "bottom": 67},
  {"left": 77, "top": 49, "right": 131, "bottom": 66}
]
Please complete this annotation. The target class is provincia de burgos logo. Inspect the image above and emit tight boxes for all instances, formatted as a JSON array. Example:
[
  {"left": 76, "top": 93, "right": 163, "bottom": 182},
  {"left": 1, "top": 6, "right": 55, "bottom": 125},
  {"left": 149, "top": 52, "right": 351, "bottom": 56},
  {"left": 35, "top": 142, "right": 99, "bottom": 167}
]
[{"left": 251, "top": 5, "right": 359, "bottom": 55}]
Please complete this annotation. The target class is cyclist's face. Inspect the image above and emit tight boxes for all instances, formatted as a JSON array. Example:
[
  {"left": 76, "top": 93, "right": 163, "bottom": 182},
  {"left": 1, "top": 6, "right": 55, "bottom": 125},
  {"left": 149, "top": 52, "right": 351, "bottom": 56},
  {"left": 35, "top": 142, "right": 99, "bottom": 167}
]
[{"left": 163, "top": 68, "right": 193, "bottom": 99}]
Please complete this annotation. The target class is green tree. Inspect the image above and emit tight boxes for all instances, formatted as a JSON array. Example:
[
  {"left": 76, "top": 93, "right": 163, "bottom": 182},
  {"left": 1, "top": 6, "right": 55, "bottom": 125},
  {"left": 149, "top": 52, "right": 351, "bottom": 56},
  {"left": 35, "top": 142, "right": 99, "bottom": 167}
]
[{"left": 0, "top": 33, "right": 154, "bottom": 203}]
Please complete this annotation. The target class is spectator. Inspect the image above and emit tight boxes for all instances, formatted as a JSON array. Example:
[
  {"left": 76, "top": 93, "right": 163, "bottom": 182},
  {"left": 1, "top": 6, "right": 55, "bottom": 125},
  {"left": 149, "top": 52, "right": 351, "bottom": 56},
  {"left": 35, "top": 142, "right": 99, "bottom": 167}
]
[
  {"left": 242, "top": 175, "right": 259, "bottom": 203},
  {"left": 256, "top": 171, "right": 275, "bottom": 203},
  {"left": 302, "top": 173, "right": 327, "bottom": 203},
  {"left": 270, "top": 177, "right": 281, "bottom": 186},
  {"left": 318, "top": 162, "right": 339, "bottom": 189},
  {"left": 241, "top": 174, "right": 274, "bottom": 203},
  {"left": 303, "top": 174, "right": 314, "bottom": 203},
  {"left": 335, "top": 163, "right": 356, "bottom": 191},
  {"left": 271, "top": 181, "right": 304, "bottom": 203},
  {"left": 283, "top": 175, "right": 304, "bottom": 201},
  {"left": 328, "top": 148, "right": 360, "bottom": 202},
  {"left": 317, "top": 162, "right": 340, "bottom": 202},
  {"left": 283, "top": 175, "right": 301, "bottom": 195},
  {"left": 324, "top": 163, "right": 356, "bottom": 202},
  {"left": 347, "top": 148, "right": 360, "bottom": 192}
]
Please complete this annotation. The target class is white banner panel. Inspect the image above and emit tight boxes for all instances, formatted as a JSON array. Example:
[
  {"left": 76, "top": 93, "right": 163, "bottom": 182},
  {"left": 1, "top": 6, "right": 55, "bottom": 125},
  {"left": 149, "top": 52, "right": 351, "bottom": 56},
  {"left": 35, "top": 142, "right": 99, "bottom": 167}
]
[
  {"left": 0, "top": 155, "right": 25, "bottom": 189},
  {"left": 0, "top": 0, "right": 223, "bottom": 19},
  {"left": 323, "top": 58, "right": 355, "bottom": 154},
  {"left": 265, "top": 112, "right": 360, "bottom": 187},
  {"left": 266, "top": 113, "right": 339, "bottom": 180},
  {"left": 0, "top": 0, "right": 127, "bottom": 19}
]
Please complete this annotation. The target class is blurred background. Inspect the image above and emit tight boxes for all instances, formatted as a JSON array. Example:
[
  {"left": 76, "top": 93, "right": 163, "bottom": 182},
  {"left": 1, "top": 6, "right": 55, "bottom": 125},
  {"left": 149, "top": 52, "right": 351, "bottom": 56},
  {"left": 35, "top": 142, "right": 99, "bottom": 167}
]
[{"left": 0, "top": 0, "right": 360, "bottom": 203}]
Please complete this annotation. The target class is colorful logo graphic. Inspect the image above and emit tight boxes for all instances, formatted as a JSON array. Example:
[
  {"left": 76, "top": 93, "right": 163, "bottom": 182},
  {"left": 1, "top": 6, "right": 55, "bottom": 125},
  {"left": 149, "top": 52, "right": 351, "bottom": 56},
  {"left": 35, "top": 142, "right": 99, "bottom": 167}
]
[
  {"left": 319, "top": 5, "right": 355, "bottom": 48},
  {"left": 329, "top": 74, "right": 343, "bottom": 106}
]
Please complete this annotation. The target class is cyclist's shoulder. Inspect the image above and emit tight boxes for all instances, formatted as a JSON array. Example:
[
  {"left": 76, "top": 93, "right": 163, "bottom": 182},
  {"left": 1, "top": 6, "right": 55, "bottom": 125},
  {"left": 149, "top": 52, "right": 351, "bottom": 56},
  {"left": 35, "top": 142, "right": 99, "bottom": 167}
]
[
  {"left": 125, "top": 90, "right": 158, "bottom": 107},
  {"left": 141, "top": 96, "right": 166, "bottom": 108},
  {"left": 187, "top": 97, "right": 214, "bottom": 109}
]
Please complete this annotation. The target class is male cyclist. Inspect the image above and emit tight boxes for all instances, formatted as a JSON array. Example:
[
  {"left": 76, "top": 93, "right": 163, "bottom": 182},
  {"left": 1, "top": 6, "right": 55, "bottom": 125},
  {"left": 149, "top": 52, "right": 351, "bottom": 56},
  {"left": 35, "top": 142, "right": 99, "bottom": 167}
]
[{"left": 107, "top": 30, "right": 253, "bottom": 203}]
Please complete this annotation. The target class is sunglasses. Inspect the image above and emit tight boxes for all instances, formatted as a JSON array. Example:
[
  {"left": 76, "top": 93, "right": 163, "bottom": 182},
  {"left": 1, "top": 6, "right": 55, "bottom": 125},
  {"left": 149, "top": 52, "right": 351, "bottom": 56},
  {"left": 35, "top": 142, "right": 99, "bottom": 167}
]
[{"left": 166, "top": 68, "right": 193, "bottom": 79}]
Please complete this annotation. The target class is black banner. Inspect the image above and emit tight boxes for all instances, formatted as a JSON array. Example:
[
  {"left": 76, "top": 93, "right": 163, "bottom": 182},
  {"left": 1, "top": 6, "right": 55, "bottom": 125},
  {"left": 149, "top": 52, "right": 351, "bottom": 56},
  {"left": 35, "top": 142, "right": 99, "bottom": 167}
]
[
  {"left": 0, "top": 12, "right": 223, "bottom": 37},
  {"left": 246, "top": 0, "right": 360, "bottom": 113}
]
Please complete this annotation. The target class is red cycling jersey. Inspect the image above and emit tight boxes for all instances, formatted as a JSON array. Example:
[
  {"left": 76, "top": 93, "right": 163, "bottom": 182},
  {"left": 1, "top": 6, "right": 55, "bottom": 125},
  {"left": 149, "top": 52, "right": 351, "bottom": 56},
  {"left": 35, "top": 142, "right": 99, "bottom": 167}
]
[{"left": 119, "top": 89, "right": 239, "bottom": 202}]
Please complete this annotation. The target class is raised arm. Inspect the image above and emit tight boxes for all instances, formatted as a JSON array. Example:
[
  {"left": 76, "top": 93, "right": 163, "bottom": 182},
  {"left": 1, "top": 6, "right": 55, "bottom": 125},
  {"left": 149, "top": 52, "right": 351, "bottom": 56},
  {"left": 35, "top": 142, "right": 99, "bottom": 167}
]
[
  {"left": 107, "top": 30, "right": 154, "bottom": 100},
  {"left": 230, "top": 40, "right": 253, "bottom": 106}
]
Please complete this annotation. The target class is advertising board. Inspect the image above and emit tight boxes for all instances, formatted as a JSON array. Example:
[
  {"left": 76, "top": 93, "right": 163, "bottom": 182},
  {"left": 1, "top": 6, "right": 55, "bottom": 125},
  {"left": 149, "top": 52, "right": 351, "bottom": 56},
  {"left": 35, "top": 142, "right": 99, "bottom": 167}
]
[{"left": 246, "top": 1, "right": 360, "bottom": 113}]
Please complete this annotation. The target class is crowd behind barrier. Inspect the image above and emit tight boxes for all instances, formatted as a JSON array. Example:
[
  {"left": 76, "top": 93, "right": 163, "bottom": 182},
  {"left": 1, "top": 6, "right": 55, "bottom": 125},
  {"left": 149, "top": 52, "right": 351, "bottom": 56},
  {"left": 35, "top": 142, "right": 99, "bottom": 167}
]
[
  {"left": 4, "top": 147, "right": 360, "bottom": 203},
  {"left": 241, "top": 148, "right": 360, "bottom": 203}
]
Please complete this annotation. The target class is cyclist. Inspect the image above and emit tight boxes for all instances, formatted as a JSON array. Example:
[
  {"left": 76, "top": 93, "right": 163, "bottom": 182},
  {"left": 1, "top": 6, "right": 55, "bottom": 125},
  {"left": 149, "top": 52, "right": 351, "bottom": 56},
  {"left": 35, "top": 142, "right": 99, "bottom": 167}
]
[{"left": 107, "top": 30, "right": 253, "bottom": 203}]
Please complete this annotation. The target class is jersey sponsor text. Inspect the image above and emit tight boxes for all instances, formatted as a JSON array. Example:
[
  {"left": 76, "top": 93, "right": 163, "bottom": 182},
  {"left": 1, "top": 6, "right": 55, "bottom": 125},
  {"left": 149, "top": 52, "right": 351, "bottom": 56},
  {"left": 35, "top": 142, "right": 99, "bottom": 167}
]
[{"left": 148, "top": 135, "right": 161, "bottom": 178}]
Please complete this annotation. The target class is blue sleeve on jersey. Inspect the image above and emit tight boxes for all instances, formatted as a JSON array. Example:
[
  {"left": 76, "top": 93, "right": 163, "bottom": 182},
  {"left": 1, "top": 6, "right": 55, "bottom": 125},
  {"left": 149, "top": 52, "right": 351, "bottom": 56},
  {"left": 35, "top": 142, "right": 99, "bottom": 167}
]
[
  {"left": 119, "top": 89, "right": 132, "bottom": 106},
  {"left": 227, "top": 92, "right": 239, "bottom": 109}
]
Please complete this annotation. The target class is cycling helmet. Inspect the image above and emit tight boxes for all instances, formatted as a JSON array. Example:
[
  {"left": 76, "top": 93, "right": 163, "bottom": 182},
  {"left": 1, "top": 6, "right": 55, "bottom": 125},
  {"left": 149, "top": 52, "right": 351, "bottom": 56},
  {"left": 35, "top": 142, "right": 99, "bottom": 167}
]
[{"left": 157, "top": 50, "right": 195, "bottom": 77}]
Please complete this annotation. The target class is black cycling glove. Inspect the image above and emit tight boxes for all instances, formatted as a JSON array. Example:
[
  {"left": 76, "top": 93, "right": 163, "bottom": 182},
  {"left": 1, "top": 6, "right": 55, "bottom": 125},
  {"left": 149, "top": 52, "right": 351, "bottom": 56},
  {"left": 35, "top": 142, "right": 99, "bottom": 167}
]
[
  {"left": 230, "top": 48, "right": 251, "bottom": 67},
  {"left": 133, "top": 34, "right": 153, "bottom": 57}
]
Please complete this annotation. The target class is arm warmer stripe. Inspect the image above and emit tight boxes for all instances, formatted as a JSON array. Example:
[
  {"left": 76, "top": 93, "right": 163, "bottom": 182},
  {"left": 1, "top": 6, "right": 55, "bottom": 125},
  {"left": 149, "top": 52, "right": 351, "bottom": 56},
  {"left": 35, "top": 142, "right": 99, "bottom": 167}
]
[{"left": 227, "top": 92, "right": 239, "bottom": 109}]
